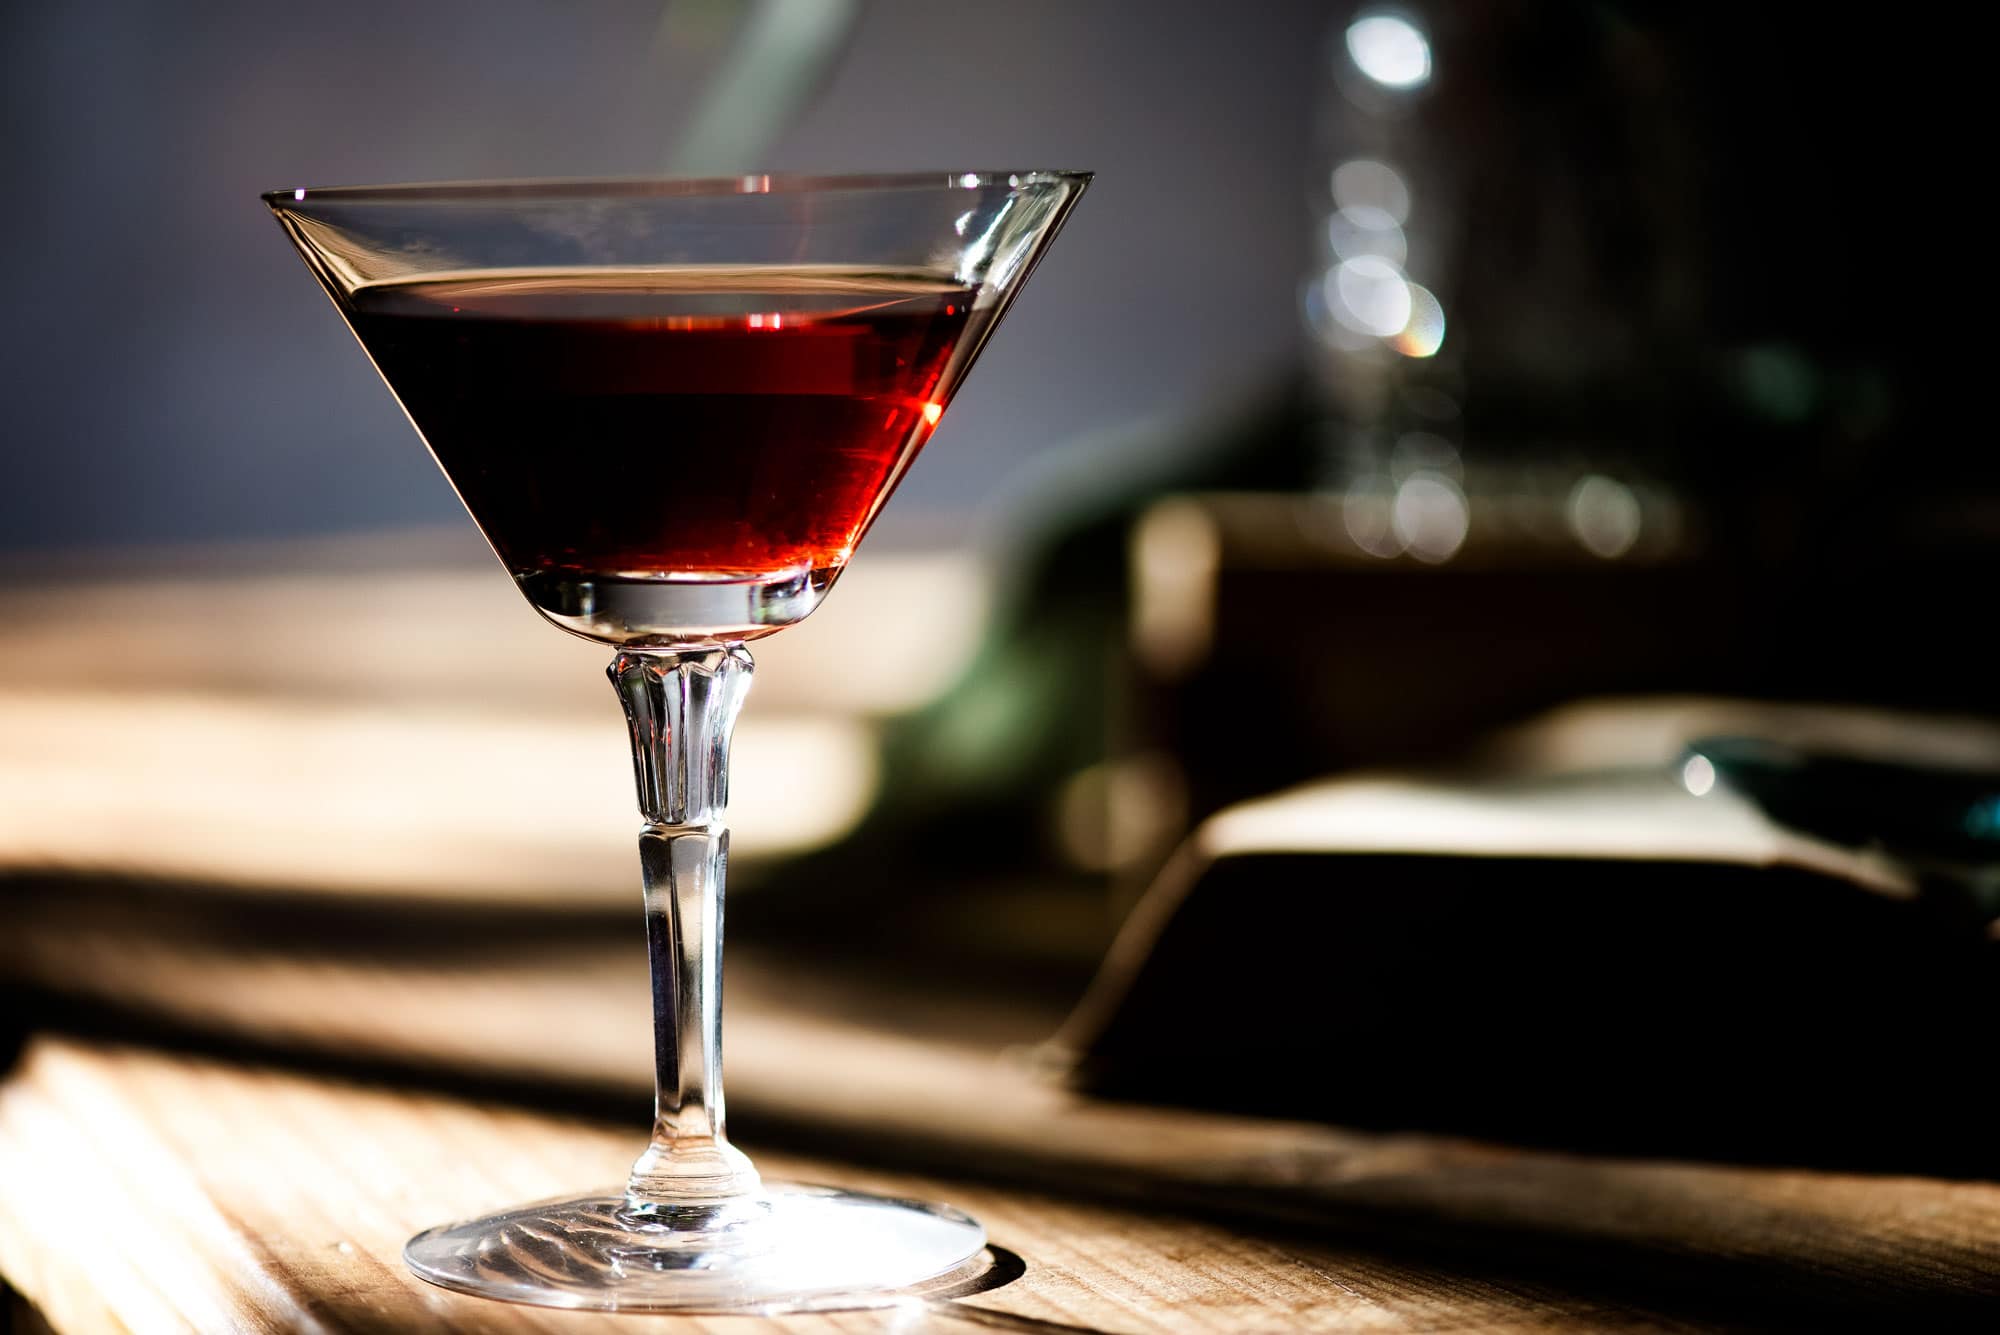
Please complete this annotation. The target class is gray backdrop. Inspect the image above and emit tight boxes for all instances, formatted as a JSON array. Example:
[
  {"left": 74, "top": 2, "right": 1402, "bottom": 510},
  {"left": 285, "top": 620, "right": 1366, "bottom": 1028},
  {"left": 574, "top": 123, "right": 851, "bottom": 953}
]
[{"left": 1, "top": 0, "right": 1325, "bottom": 553}]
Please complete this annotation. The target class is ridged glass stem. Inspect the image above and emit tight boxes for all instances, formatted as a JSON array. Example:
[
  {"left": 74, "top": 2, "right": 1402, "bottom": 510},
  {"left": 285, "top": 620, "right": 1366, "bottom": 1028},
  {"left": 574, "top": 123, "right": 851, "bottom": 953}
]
[{"left": 610, "top": 644, "right": 761, "bottom": 1202}]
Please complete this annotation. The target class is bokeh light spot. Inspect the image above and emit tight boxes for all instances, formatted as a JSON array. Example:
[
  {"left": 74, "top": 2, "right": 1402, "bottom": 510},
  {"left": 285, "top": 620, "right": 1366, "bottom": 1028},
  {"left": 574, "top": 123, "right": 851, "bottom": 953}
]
[
  {"left": 1331, "top": 159, "right": 1411, "bottom": 223},
  {"left": 1392, "top": 473, "right": 1468, "bottom": 563},
  {"left": 1568, "top": 474, "right": 1642, "bottom": 558},
  {"left": 1346, "top": 14, "right": 1432, "bottom": 89},
  {"left": 1390, "top": 282, "right": 1446, "bottom": 357},
  {"left": 1328, "top": 205, "right": 1408, "bottom": 265},
  {"left": 1330, "top": 256, "right": 1413, "bottom": 337},
  {"left": 1682, "top": 754, "right": 1717, "bottom": 797}
]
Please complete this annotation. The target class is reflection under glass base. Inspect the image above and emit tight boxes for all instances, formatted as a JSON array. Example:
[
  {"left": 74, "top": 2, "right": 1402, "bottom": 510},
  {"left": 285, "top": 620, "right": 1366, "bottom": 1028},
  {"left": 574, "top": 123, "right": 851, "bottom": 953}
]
[{"left": 404, "top": 1183, "right": 986, "bottom": 1313}]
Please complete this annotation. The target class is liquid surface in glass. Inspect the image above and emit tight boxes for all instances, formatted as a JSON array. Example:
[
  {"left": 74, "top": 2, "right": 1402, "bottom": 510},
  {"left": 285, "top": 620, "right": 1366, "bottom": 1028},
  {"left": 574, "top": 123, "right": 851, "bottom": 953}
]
[{"left": 344, "top": 267, "right": 983, "bottom": 580}]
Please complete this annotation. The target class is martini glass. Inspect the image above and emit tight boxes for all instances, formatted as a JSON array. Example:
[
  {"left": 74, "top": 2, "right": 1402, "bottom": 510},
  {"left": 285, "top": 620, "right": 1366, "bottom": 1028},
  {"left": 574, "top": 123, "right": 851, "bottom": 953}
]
[{"left": 263, "top": 173, "right": 1088, "bottom": 1312}]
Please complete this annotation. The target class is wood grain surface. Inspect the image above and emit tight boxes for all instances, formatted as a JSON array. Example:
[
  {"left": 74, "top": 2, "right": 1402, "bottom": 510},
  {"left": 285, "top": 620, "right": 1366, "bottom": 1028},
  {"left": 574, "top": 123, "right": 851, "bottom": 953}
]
[
  {"left": 3, "top": 999, "right": 1997, "bottom": 1332},
  {"left": 0, "top": 1038, "right": 1746, "bottom": 1334},
  {"left": 6, "top": 889, "right": 2000, "bottom": 1330}
]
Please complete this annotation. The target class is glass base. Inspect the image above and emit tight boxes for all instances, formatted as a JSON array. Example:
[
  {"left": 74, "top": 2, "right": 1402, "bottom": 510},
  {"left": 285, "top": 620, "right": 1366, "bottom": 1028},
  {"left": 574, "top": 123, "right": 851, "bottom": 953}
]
[
  {"left": 404, "top": 1183, "right": 986, "bottom": 1313},
  {"left": 517, "top": 566, "right": 838, "bottom": 644}
]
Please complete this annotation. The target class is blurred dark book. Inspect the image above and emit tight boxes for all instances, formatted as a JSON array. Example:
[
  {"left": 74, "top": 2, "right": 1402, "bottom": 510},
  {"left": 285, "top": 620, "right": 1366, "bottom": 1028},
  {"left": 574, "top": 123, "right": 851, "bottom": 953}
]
[{"left": 1056, "top": 736, "right": 2000, "bottom": 1177}]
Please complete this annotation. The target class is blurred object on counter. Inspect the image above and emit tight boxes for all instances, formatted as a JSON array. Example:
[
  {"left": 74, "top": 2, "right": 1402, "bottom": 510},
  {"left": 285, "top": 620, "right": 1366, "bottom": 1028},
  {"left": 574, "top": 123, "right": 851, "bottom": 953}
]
[
  {"left": 1101, "top": 481, "right": 2000, "bottom": 900},
  {"left": 0, "top": 528, "right": 987, "bottom": 907},
  {"left": 1681, "top": 736, "right": 2000, "bottom": 918},
  {"left": 1477, "top": 697, "right": 2000, "bottom": 777},
  {"left": 779, "top": 4, "right": 1997, "bottom": 928},
  {"left": 1056, "top": 697, "right": 2000, "bottom": 1175}
]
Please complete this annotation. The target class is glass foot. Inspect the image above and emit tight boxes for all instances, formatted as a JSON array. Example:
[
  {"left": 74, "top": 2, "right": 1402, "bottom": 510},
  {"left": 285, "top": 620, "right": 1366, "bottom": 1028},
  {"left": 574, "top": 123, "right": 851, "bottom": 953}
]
[{"left": 404, "top": 1183, "right": 986, "bottom": 1313}]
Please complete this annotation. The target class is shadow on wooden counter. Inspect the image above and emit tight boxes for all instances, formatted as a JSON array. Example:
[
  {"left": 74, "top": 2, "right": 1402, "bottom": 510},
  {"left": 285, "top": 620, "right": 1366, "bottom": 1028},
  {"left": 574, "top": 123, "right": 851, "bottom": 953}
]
[{"left": 3, "top": 876, "right": 1996, "bottom": 1330}]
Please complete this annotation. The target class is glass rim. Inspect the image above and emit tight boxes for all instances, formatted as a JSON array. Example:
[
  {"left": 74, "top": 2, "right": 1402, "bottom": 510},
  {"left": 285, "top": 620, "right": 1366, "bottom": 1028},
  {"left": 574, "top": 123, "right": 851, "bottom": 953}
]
[{"left": 263, "top": 170, "right": 1092, "bottom": 206}]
